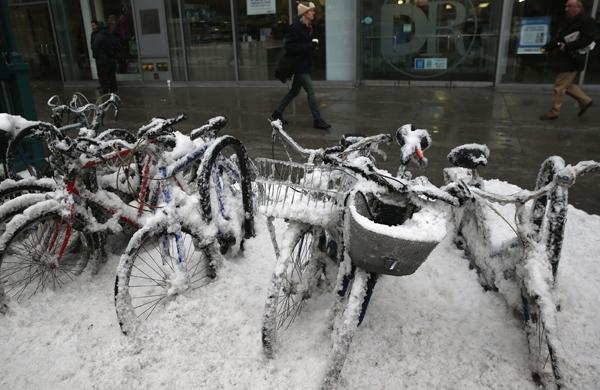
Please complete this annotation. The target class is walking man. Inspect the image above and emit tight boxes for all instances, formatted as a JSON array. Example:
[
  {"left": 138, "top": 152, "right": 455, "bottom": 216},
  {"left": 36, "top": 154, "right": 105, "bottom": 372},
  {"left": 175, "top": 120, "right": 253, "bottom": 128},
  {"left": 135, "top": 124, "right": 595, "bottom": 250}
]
[
  {"left": 271, "top": 2, "right": 331, "bottom": 130},
  {"left": 540, "top": 0, "right": 597, "bottom": 120}
]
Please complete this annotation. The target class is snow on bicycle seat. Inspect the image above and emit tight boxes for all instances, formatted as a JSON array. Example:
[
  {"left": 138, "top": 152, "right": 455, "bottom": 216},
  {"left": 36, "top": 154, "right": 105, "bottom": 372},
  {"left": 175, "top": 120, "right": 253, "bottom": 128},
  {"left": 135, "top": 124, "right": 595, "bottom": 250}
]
[
  {"left": 396, "top": 124, "right": 431, "bottom": 165},
  {"left": 447, "top": 144, "right": 490, "bottom": 169}
]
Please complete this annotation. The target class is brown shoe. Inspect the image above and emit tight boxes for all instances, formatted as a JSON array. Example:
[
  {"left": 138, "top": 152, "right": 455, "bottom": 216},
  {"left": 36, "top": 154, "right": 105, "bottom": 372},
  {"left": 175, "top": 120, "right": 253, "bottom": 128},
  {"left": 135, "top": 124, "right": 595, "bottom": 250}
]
[
  {"left": 539, "top": 113, "right": 559, "bottom": 120},
  {"left": 578, "top": 100, "right": 592, "bottom": 117}
]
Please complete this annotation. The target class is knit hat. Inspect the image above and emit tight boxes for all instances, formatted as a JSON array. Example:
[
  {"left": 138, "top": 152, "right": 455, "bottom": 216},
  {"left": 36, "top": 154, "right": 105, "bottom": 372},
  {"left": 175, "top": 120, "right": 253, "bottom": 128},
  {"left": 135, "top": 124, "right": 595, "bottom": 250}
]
[{"left": 297, "top": 2, "right": 316, "bottom": 16}]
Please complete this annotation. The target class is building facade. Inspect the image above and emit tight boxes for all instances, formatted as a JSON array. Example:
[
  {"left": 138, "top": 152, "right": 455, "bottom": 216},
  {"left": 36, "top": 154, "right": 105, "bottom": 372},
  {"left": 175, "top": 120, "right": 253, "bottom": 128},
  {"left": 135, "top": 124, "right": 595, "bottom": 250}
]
[{"left": 7, "top": 0, "right": 600, "bottom": 86}]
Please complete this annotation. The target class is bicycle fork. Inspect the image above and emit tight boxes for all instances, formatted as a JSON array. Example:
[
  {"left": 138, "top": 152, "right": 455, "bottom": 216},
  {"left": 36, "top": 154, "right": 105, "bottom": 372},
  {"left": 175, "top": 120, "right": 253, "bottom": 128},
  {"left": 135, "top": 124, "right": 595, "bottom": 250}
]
[{"left": 158, "top": 166, "right": 187, "bottom": 280}]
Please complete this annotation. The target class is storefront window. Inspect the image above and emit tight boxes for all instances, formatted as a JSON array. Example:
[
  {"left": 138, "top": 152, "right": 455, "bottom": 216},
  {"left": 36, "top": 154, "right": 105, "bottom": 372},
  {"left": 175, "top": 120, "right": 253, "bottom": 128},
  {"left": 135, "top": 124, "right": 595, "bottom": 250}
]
[
  {"left": 499, "top": 0, "right": 594, "bottom": 84},
  {"left": 96, "top": 0, "right": 138, "bottom": 74},
  {"left": 235, "top": 0, "right": 289, "bottom": 81},
  {"left": 165, "top": 0, "right": 185, "bottom": 80},
  {"left": 9, "top": 2, "right": 61, "bottom": 80},
  {"left": 361, "top": 0, "right": 501, "bottom": 82},
  {"left": 182, "top": 0, "right": 235, "bottom": 81},
  {"left": 584, "top": 4, "right": 600, "bottom": 84},
  {"left": 50, "top": 0, "right": 91, "bottom": 81}
]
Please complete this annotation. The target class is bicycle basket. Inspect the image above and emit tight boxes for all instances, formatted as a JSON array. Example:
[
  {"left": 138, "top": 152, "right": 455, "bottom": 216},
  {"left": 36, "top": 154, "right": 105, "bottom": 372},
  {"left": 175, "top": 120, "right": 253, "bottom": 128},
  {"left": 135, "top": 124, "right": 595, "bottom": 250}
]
[
  {"left": 253, "top": 158, "right": 356, "bottom": 226},
  {"left": 347, "top": 191, "right": 446, "bottom": 276}
]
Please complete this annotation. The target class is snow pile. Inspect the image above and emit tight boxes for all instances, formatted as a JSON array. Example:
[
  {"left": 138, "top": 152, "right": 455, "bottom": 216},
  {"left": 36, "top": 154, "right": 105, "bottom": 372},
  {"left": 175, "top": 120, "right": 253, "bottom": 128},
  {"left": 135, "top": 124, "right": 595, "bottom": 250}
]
[
  {"left": 0, "top": 114, "right": 39, "bottom": 138},
  {"left": 0, "top": 181, "right": 599, "bottom": 389}
]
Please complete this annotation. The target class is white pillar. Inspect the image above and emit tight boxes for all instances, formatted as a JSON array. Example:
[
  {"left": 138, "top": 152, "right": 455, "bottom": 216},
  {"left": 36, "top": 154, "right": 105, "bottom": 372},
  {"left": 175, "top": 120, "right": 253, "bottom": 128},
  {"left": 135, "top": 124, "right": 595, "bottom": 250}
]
[{"left": 326, "top": 0, "right": 355, "bottom": 81}]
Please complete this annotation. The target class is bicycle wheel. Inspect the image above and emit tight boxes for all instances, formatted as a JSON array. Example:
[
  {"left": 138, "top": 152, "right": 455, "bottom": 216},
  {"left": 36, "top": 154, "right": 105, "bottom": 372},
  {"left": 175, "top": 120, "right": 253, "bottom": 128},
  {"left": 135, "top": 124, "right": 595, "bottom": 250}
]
[
  {"left": 0, "top": 208, "right": 95, "bottom": 302},
  {"left": 0, "top": 178, "right": 56, "bottom": 203},
  {"left": 197, "top": 136, "right": 254, "bottom": 255},
  {"left": 531, "top": 156, "right": 568, "bottom": 279},
  {"left": 261, "top": 224, "right": 328, "bottom": 357},
  {"left": 0, "top": 193, "right": 48, "bottom": 235},
  {"left": 322, "top": 268, "right": 372, "bottom": 390},
  {"left": 5, "top": 124, "right": 58, "bottom": 179},
  {"left": 521, "top": 290, "right": 562, "bottom": 389},
  {"left": 96, "top": 128, "right": 137, "bottom": 145},
  {"left": 114, "top": 221, "right": 217, "bottom": 335}
]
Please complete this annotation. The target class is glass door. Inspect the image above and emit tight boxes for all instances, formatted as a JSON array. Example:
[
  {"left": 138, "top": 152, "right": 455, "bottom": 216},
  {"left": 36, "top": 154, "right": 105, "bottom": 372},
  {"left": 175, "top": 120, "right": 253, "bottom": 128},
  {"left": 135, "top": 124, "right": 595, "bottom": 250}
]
[
  {"left": 583, "top": 3, "right": 600, "bottom": 83},
  {"left": 500, "top": 0, "right": 595, "bottom": 84},
  {"left": 182, "top": 0, "right": 235, "bottom": 81},
  {"left": 235, "top": 0, "right": 289, "bottom": 80},
  {"left": 96, "top": 0, "right": 139, "bottom": 76},
  {"left": 9, "top": 3, "right": 62, "bottom": 80}
]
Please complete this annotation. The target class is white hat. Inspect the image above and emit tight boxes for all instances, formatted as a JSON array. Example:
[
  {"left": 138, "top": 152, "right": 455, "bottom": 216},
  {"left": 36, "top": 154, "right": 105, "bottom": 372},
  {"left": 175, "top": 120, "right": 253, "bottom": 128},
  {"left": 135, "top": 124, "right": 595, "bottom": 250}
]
[{"left": 297, "top": 2, "right": 316, "bottom": 16}]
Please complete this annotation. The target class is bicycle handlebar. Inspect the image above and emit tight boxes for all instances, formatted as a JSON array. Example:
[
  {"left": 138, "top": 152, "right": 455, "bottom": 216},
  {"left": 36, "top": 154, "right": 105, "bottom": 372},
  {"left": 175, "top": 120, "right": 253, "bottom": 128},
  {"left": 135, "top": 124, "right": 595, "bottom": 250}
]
[
  {"left": 269, "top": 119, "right": 391, "bottom": 161},
  {"left": 452, "top": 160, "right": 600, "bottom": 206}
]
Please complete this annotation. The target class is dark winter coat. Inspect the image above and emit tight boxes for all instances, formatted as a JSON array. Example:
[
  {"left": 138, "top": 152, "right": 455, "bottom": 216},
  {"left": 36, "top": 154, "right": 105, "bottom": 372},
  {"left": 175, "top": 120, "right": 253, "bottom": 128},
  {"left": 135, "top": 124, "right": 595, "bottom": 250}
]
[
  {"left": 91, "top": 25, "right": 118, "bottom": 65},
  {"left": 284, "top": 20, "right": 316, "bottom": 75},
  {"left": 543, "top": 12, "right": 598, "bottom": 72}
]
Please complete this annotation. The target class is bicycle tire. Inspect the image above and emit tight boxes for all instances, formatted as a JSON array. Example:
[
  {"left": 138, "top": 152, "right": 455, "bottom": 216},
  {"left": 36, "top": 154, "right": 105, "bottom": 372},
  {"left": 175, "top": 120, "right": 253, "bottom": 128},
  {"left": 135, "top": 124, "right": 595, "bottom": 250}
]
[
  {"left": 0, "top": 206, "right": 96, "bottom": 303},
  {"left": 0, "top": 193, "right": 48, "bottom": 235},
  {"left": 521, "top": 289, "right": 563, "bottom": 389},
  {"left": 197, "top": 136, "right": 255, "bottom": 254},
  {"left": 96, "top": 128, "right": 137, "bottom": 145},
  {"left": 0, "top": 178, "right": 56, "bottom": 203},
  {"left": 5, "top": 124, "right": 60, "bottom": 180},
  {"left": 261, "top": 224, "right": 327, "bottom": 357},
  {"left": 531, "top": 156, "right": 568, "bottom": 279},
  {"left": 114, "top": 220, "right": 218, "bottom": 335},
  {"left": 322, "top": 268, "right": 372, "bottom": 390}
]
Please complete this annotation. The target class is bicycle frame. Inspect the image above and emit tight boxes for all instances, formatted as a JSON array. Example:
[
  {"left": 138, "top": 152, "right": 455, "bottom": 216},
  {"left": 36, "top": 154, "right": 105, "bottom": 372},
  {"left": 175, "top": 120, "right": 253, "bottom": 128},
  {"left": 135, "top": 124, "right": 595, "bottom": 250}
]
[{"left": 44, "top": 134, "right": 253, "bottom": 269}]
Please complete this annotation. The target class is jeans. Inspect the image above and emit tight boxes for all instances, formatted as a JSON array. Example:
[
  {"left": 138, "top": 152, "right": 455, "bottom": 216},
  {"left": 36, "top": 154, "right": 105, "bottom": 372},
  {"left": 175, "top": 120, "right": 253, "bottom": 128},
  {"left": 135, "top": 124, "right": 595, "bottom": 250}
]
[{"left": 275, "top": 73, "right": 321, "bottom": 120}]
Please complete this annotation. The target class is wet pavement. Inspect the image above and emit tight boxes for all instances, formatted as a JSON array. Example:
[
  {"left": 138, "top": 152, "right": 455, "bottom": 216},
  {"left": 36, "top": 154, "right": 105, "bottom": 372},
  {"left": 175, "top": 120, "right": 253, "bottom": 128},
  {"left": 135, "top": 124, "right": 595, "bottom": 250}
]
[{"left": 31, "top": 81, "right": 600, "bottom": 215}]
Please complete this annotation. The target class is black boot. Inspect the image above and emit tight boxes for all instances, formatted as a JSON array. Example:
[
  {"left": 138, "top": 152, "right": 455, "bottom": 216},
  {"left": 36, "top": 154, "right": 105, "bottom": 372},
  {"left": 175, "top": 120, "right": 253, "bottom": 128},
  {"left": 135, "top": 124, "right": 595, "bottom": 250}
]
[
  {"left": 313, "top": 118, "right": 331, "bottom": 130},
  {"left": 270, "top": 110, "right": 287, "bottom": 124}
]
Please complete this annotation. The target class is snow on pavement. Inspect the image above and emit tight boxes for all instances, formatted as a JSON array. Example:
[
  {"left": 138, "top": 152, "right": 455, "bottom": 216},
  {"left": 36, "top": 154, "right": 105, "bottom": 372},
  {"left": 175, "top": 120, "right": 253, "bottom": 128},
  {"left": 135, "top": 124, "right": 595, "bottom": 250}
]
[{"left": 1, "top": 205, "right": 599, "bottom": 389}]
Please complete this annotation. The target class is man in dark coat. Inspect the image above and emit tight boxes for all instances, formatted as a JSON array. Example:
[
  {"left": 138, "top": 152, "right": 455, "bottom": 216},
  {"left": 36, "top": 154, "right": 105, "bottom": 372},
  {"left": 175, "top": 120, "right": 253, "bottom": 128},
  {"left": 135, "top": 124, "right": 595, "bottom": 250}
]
[
  {"left": 91, "top": 20, "right": 118, "bottom": 93},
  {"left": 271, "top": 2, "right": 331, "bottom": 130},
  {"left": 540, "top": 0, "right": 597, "bottom": 120}
]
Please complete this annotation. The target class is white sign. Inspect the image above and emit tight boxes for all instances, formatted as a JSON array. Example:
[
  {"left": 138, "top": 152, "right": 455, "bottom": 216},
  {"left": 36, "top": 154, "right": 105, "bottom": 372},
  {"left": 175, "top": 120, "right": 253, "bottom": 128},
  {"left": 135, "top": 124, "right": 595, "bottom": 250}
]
[
  {"left": 414, "top": 58, "right": 448, "bottom": 70},
  {"left": 247, "top": 0, "right": 275, "bottom": 15},
  {"left": 517, "top": 17, "right": 550, "bottom": 55}
]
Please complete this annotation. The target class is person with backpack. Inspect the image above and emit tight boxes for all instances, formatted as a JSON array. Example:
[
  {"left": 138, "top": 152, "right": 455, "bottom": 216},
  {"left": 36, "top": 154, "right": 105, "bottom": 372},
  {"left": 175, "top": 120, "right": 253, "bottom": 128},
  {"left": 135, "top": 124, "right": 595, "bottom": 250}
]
[
  {"left": 271, "top": 2, "right": 331, "bottom": 130},
  {"left": 539, "top": 0, "right": 597, "bottom": 120}
]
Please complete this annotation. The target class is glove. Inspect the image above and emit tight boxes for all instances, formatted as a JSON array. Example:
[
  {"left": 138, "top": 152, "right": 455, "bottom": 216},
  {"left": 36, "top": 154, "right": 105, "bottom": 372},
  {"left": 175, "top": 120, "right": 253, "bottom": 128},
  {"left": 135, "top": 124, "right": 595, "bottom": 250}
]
[{"left": 312, "top": 38, "right": 319, "bottom": 49}]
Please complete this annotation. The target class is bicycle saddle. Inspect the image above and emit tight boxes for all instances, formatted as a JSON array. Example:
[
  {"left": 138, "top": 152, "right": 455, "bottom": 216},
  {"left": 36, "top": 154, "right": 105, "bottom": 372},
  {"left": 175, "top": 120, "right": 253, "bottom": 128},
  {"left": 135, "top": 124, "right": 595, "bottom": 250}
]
[
  {"left": 396, "top": 124, "right": 431, "bottom": 165},
  {"left": 447, "top": 144, "right": 490, "bottom": 169},
  {"left": 190, "top": 115, "right": 228, "bottom": 140}
]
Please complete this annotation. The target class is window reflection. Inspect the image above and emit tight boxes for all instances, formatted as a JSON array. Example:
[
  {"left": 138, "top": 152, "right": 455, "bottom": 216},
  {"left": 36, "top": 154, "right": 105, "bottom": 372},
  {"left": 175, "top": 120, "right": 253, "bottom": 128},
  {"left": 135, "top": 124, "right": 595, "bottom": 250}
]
[
  {"left": 500, "top": 0, "right": 594, "bottom": 84},
  {"left": 361, "top": 0, "right": 500, "bottom": 81},
  {"left": 182, "top": 0, "right": 235, "bottom": 80}
]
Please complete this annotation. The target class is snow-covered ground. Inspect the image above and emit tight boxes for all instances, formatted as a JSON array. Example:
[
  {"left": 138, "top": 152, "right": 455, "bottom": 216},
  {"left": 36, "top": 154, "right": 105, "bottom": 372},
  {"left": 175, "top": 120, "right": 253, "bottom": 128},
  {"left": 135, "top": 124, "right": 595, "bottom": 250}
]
[{"left": 1, "top": 183, "right": 599, "bottom": 390}]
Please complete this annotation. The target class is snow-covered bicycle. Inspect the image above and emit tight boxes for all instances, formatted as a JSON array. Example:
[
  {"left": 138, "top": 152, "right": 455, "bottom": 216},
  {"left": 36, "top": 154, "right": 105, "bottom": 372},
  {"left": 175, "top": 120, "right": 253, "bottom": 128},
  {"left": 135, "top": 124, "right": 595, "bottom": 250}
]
[
  {"left": 443, "top": 145, "right": 600, "bottom": 390},
  {"left": 0, "top": 116, "right": 254, "bottom": 321},
  {"left": 257, "top": 120, "right": 456, "bottom": 389},
  {"left": 5, "top": 93, "right": 126, "bottom": 180}
]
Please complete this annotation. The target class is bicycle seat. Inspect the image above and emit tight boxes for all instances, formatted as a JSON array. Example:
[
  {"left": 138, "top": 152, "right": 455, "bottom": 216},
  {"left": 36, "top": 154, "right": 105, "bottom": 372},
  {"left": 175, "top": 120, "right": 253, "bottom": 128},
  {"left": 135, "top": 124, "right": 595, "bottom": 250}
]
[
  {"left": 190, "top": 115, "right": 228, "bottom": 140},
  {"left": 447, "top": 144, "right": 490, "bottom": 169},
  {"left": 138, "top": 114, "right": 186, "bottom": 139},
  {"left": 396, "top": 124, "right": 431, "bottom": 165}
]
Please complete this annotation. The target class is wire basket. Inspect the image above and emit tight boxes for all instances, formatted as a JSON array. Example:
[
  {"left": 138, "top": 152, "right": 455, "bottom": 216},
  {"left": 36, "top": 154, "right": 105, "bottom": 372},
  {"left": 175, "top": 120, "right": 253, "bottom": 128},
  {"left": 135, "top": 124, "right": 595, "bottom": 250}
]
[{"left": 253, "top": 158, "right": 357, "bottom": 225}]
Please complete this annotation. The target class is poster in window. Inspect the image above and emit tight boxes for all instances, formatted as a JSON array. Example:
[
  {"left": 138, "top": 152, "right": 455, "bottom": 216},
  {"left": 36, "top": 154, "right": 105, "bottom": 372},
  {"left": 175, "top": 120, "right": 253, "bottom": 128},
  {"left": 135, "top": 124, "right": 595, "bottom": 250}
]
[
  {"left": 517, "top": 17, "right": 551, "bottom": 55},
  {"left": 247, "top": 0, "right": 276, "bottom": 15}
]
